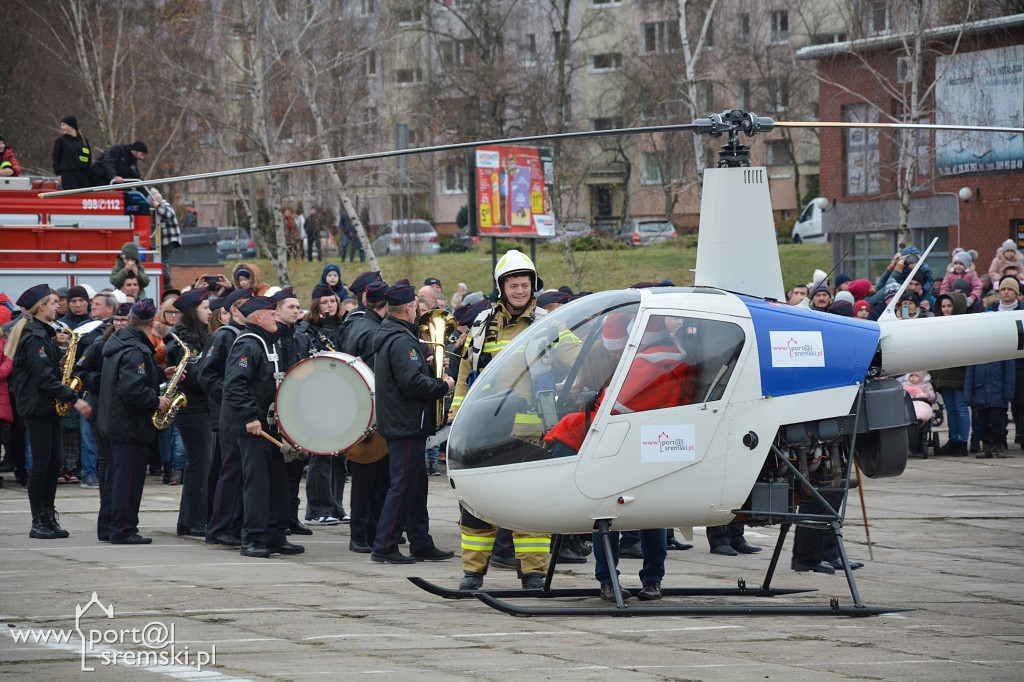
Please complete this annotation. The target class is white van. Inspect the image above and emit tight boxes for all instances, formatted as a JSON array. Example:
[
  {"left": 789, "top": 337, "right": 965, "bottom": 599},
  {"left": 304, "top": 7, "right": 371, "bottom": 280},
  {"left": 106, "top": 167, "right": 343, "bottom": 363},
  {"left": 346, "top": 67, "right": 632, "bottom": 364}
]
[{"left": 791, "top": 198, "right": 828, "bottom": 244}]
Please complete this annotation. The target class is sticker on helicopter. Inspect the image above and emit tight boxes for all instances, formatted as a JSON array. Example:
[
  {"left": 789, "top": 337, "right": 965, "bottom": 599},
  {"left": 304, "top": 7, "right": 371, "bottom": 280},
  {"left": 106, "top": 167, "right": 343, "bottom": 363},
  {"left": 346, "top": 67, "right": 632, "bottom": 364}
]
[
  {"left": 640, "top": 425, "right": 696, "bottom": 463},
  {"left": 769, "top": 331, "right": 825, "bottom": 367}
]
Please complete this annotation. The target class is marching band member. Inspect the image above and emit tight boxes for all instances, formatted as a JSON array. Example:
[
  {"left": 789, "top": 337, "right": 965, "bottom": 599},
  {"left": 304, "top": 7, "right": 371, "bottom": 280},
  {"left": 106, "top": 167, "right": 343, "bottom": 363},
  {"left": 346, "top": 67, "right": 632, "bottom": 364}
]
[
  {"left": 299, "top": 284, "right": 343, "bottom": 353},
  {"left": 6, "top": 284, "right": 91, "bottom": 539},
  {"left": 98, "top": 299, "right": 168, "bottom": 544}
]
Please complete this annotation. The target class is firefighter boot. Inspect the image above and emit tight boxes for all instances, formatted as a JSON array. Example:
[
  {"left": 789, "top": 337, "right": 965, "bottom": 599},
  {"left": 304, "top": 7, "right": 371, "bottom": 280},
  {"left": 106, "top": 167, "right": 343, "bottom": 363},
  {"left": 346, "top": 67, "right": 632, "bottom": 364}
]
[
  {"left": 521, "top": 572, "right": 546, "bottom": 590},
  {"left": 459, "top": 571, "right": 483, "bottom": 590}
]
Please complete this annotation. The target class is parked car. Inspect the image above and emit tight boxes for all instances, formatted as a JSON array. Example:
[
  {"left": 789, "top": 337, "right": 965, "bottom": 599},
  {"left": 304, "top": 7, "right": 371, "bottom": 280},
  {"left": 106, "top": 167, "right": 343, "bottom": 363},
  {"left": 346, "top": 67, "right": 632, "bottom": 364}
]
[
  {"left": 371, "top": 219, "right": 441, "bottom": 256},
  {"left": 791, "top": 198, "right": 829, "bottom": 244},
  {"left": 216, "top": 227, "right": 256, "bottom": 259},
  {"left": 551, "top": 219, "right": 593, "bottom": 243},
  {"left": 616, "top": 218, "right": 677, "bottom": 247},
  {"left": 449, "top": 225, "right": 479, "bottom": 252}
]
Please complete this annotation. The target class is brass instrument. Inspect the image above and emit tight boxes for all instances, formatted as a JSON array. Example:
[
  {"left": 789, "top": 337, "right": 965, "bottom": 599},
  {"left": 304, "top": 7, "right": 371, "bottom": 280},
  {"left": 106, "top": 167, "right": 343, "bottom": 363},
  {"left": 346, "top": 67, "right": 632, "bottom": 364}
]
[
  {"left": 152, "top": 331, "right": 191, "bottom": 429},
  {"left": 53, "top": 321, "right": 83, "bottom": 416},
  {"left": 418, "top": 309, "right": 457, "bottom": 429}
]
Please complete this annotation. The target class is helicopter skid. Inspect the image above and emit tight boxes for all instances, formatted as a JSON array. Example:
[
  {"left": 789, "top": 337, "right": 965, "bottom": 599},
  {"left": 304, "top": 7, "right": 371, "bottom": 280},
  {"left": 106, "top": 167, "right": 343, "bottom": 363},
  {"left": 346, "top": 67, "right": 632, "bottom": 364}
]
[{"left": 407, "top": 576, "right": 813, "bottom": 601}]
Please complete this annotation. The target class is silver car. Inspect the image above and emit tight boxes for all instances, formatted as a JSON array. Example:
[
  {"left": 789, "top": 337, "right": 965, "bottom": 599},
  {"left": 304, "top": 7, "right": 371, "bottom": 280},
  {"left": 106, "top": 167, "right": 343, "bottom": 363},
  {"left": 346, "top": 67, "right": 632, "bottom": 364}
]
[
  {"left": 371, "top": 219, "right": 441, "bottom": 256},
  {"left": 616, "top": 218, "right": 677, "bottom": 247}
]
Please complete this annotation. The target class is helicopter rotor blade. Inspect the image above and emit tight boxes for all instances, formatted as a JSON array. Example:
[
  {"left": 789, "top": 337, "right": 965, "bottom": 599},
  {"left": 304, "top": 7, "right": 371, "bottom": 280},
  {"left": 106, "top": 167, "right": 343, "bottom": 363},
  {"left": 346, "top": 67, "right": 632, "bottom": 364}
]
[
  {"left": 775, "top": 121, "right": 1024, "bottom": 134},
  {"left": 39, "top": 121, "right": 703, "bottom": 198}
]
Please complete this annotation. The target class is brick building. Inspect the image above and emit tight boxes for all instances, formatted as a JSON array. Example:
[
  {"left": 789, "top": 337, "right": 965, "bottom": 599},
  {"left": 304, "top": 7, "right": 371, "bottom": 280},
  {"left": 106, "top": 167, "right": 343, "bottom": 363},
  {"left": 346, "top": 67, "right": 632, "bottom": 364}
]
[{"left": 797, "top": 13, "right": 1023, "bottom": 282}]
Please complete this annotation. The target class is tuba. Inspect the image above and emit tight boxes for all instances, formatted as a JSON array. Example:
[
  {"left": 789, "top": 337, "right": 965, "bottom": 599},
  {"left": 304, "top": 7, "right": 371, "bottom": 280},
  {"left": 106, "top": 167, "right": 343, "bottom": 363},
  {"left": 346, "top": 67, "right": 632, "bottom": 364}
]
[
  {"left": 419, "top": 309, "right": 457, "bottom": 430},
  {"left": 152, "top": 332, "right": 191, "bottom": 429},
  {"left": 53, "top": 321, "right": 83, "bottom": 416}
]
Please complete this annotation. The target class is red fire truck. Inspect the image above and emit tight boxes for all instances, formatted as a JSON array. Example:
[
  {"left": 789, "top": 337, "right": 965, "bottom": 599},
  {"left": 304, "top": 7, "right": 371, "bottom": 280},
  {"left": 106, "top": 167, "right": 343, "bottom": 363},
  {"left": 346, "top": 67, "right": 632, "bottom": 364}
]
[{"left": 0, "top": 176, "right": 160, "bottom": 302}]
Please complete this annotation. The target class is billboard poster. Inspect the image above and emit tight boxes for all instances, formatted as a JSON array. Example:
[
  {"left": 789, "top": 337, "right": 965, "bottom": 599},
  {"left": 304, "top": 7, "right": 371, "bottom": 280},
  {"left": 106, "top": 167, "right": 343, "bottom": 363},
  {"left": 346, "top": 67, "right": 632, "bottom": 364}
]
[
  {"left": 935, "top": 45, "right": 1024, "bottom": 176},
  {"left": 473, "top": 145, "right": 555, "bottom": 238}
]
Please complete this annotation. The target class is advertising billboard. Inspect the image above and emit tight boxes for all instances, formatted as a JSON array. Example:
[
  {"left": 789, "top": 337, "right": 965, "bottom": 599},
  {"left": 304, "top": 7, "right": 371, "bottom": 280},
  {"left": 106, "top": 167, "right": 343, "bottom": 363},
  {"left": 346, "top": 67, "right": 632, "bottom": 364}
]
[{"left": 471, "top": 145, "right": 555, "bottom": 238}]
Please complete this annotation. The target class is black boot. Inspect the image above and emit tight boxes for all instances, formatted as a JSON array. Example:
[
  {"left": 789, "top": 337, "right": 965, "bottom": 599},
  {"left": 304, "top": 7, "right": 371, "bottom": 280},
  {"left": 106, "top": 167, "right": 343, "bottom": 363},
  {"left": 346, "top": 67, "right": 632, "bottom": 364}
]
[
  {"left": 30, "top": 512, "right": 57, "bottom": 539},
  {"left": 162, "top": 462, "right": 171, "bottom": 485},
  {"left": 45, "top": 508, "right": 70, "bottom": 538}
]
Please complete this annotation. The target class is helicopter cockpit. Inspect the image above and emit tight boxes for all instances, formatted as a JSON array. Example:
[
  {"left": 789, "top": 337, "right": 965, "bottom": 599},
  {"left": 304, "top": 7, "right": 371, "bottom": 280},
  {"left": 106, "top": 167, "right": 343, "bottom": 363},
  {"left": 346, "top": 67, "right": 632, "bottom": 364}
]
[{"left": 447, "top": 288, "right": 748, "bottom": 472}]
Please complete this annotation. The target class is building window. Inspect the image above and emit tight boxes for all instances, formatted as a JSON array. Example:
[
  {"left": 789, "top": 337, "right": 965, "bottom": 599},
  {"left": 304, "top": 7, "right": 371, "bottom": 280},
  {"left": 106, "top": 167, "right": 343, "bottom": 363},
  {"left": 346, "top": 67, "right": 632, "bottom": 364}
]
[
  {"left": 738, "top": 14, "right": 750, "bottom": 43},
  {"left": 642, "top": 152, "right": 663, "bottom": 184},
  {"left": 697, "top": 81, "right": 714, "bottom": 113},
  {"left": 525, "top": 33, "right": 537, "bottom": 66},
  {"left": 589, "top": 0, "right": 621, "bottom": 6},
  {"left": 552, "top": 30, "right": 565, "bottom": 58},
  {"left": 561, "top": 93, "right": 572, "bottom": 121},
  {"left": 394, "top": 68, "right": 423, "bottom": 86},
  {"left": 439, "top": 39, "right": 472, "bottom": 69},
  {"left": 765, "top": 140, "right": 793, "bottom": 166},
  {"left": 768, "top": 10, "right": 789, "bottom": 43},
  {"left": 852, "top": 232, "right": 897, "bottom": 281},
  {"left": 394, "top": 8, "right": 421, "bottom": 24},
  {"left": 592, "top": 117, "right": 623, "bottom": 131},
  {"left": 364, "top": 51, "right": 377, "bottom": 76},
  {"left": 843, "top": 103, "right": 879, "bottom": 196},
  {"left": 590, "top": 53, "right": 622, "bottom": 72},
  {"left": 443, "top": 164, "right": 466, "bottom": 194},
  {"left": 642, "top": 21, "right": 681, "bottom": 55},
  {"left": 869, "top": 1, "right": 889, "bottom": 35},
  {"left": 767, "top": 77, "right": 788, "bottom": 112},
  {"left": 359, "top": 0, "right": 376, "bottom": 16}
]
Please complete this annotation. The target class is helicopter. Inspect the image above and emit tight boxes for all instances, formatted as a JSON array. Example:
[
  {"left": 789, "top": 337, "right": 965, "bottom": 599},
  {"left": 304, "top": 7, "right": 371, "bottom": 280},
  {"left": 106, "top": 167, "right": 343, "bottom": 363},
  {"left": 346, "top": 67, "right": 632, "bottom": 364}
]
[{"left": 45, "top": 109, "right": 1024, "bottom": 617}]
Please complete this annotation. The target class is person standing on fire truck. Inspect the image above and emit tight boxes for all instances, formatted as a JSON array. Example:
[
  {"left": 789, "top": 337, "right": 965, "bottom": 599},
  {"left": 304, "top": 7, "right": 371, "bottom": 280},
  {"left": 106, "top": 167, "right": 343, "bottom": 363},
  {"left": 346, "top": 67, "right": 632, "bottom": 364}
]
[{"left": 51, "top": 116, "right": 92, "bottom": 190}]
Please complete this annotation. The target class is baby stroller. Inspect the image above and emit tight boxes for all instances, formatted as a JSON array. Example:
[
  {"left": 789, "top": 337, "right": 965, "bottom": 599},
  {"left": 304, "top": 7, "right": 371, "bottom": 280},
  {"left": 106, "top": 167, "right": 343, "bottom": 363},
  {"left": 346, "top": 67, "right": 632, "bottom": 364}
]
[{"left": 902, "top": 372, "right": 942, "bottom": 458}]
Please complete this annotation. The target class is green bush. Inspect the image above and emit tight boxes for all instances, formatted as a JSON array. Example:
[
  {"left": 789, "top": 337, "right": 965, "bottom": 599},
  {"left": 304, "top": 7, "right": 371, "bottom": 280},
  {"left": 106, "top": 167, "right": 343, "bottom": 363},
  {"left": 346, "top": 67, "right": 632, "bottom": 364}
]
[
  {"left": 568, "top": 234, "right": 624, "bottom": 251},
  {"left": 776, "top": 216, "right": 797, "bottom": 241}
]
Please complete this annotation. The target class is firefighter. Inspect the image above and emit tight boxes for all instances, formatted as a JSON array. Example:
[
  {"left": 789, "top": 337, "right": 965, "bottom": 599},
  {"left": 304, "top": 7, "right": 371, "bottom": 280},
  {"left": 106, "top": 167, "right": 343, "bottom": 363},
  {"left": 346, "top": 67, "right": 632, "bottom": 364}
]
[{"left": 451, "top": 250, "right": 581, "bottom": 591}]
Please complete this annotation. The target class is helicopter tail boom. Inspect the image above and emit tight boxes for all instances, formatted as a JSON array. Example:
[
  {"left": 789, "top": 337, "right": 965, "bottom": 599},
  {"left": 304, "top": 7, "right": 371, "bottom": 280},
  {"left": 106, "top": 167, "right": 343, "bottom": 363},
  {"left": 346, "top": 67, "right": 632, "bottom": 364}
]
[{"left": 877, "top": 311, "right": 1024, "bottom": 376}]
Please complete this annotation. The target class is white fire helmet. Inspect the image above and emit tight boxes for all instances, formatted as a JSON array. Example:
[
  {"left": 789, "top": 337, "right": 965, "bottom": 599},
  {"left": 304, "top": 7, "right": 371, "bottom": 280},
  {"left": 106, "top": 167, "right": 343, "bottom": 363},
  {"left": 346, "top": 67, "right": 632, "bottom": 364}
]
[{"left": 493, "top": 249, "right": 540, "bottom": 292}]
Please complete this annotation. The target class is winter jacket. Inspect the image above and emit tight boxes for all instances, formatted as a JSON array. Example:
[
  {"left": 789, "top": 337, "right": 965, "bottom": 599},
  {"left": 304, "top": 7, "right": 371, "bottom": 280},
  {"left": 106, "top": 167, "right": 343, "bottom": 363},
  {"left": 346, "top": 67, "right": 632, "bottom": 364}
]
[
  {"left": 94, "top": 143, "right": 140, "bottom": 183},
  {"left": 9, "top": 319, "right": 78, "bottom": 420},
  {"left": 939, "top": 270, "right": 982, "bottom": 304},
  {"left": 873, "top": 246, "right": 935, "bottom": 302},
  {"left": 72, "top": 327, "right": 111, "bottom": 423},
  {"left": 965, "top": 360, "right": 1015, "bottom": 409},
  {"left": 0, "top": 337, "right": 13, "bottom": 423},
  {"left": 195, "top": 321, "right": 243, "bottom": 429},
  {"left": 221, "top": 322, "right": 280, "bottom": 434},
  {"left": 51, "top": 133, "right": 92, "bottom": 176},
  {"left": 276, "top": 321, "right": 311, "bottom": 371},
  {"left": 154, "top": 199, "right": 182, "bottom": 249},
  {"left": 930, "top": 292, "right": 968, "bottom": 390},
  {"left": 231, "top": 262, "right": 270, "bottom": 296},
  {"left": 1, "top": 147, "right": 22, "bottom": 176},
  {"left": 98, "top": 325, "right": 162, "bottom": 444},
  {"left": 371, "top": 316, "right": 449, "bottom": 440},
  {"left": 59, "top": 310, "right": 92, "bottom": 330},
  {"left": 341, "top": 307, "right": 385, "bottom": 370},
  {"left": 109, "top": 241, "right": 151, "bottom": 293},
  {"left": 164, "top": 322, "right": 208, "bottom": 415},
  {"left": 988, "top": 247, "right": 1024, "bottom": 286},
  {"left": 298, "top": 318, "right": 340, "bottom": 353},
  {"left": 318, "top": 263, "right": 349, "bottom": 300}
]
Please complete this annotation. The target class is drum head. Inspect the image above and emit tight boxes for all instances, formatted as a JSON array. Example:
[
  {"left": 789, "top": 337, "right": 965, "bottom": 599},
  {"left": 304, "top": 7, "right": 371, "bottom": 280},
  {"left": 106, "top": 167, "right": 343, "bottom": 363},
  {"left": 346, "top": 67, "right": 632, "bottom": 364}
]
[{"left": 276, "top": 353, "right": 374, "bottom": 455}]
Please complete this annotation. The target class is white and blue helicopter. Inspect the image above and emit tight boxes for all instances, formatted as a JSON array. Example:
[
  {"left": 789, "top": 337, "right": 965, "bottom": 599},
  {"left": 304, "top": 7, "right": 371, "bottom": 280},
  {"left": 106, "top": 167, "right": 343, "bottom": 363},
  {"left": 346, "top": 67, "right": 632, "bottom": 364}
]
[{"left": 49, "top": 109, "right": 1024, "bottom": 617}]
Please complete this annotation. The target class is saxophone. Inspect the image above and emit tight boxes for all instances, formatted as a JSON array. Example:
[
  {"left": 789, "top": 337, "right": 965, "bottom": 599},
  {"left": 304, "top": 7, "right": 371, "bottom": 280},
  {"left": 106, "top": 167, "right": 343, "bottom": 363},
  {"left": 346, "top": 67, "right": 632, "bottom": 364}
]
[
  {"left": 152, "top": 331, "right": 191, "bottom": 429},
  {"left": 53, "top": 321, "right": 83, "bottom": 416}
]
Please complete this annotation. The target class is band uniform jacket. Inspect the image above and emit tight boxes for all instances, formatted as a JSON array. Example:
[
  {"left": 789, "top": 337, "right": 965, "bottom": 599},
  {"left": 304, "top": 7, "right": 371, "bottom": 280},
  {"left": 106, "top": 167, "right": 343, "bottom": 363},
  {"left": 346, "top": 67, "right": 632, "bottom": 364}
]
[
  {"left": 98, "top": 325, "right": 162, "bottom": 444},
  {"left": 195, "top": 321, "right": 243, "bottom": 429},
  {"left": 9, "top": 319, "right": 78, "bottom": 420},
  {"left": 370, "top": 316, "right": 449, "bottom": 440},
  {"left": 221, "top": 322, "right": 279, "bottom": 435}
]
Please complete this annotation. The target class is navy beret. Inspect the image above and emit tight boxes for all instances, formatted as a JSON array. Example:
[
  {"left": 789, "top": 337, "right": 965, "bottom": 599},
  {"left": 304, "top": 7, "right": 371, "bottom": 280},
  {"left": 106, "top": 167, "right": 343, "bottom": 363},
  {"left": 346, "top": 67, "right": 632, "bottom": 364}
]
[
  {"left": 273, "top": 287, "right": 298, "bottom": 302},
  {"left": 173, "top": 289, "right": 209, "bottom": 311},
  {"left": 349, "top": 271, "right": 383, "bottom": 295},
  {"left": 365, "top": 280, "right": 390, "bottom": 304},
  {"left": 384, "top": 282, "right": 416, "bottom": 306},
  {"left": 132, "top": 298, "right": 157, "bottom": 321},
  {"left": 225, "top": 288, "right": 253, "bottom": 308},
  {"left": 209, "top": 297, "right": 225, "bottom": 312},
  {"left": 115, "top": 303, "right": 133, "bottom": 316},
  {"left": 454, "top": 299, "right": 490, "bottom": 326},
  {"left": 16, "top": 283, "right": 52, "bottom": 310},
  {"left": 537, "top": 290, "right": 571, "bottom": 308},
  {"left": 311, "top": 283, "right": 334, "bottom": 300},
  {"left": 239, "top": 296, "right": 277, "bottom": 317}
]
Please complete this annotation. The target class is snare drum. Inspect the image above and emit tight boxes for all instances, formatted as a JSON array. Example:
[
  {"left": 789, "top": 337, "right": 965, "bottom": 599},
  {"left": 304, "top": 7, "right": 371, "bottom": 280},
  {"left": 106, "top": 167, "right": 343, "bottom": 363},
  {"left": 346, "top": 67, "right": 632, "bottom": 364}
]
[{"left": 275, "top": 352, "right": 375, "bottom": 456}]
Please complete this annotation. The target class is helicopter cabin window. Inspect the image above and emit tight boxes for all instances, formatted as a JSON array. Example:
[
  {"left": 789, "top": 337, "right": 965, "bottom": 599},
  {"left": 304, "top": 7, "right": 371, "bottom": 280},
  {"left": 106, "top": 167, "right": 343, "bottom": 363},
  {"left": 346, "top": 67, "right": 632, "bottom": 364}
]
[{"left": 610, "top": 315, "right": 745, "bottom": 415}]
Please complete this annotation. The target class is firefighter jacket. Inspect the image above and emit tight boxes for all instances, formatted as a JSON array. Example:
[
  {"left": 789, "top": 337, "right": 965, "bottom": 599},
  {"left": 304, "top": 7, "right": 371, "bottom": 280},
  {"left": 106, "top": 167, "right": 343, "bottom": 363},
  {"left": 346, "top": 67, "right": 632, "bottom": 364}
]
[
  {"left": 342, "top": 307, "right": 385, "bottom": 370},
  {"left": 164, "top": 322, "right": 208, "bottom": 415},
  {"left": 370, "top": 316, "right": 449, "bottom": 440},
  {"left": 9, "top": 319, "right": 78, "bottom": 420},
  {"left": 221, "top": 322, "right": 280, "bottom": 435},
  {"left": 195, "top": 321, "right": 243, "bottom": 428},
  {"left": 98, "top": 325, "right": 162, "bottom": 444},
  {"left": 51, "top": 133, "right": 91, "bottom": 176}
]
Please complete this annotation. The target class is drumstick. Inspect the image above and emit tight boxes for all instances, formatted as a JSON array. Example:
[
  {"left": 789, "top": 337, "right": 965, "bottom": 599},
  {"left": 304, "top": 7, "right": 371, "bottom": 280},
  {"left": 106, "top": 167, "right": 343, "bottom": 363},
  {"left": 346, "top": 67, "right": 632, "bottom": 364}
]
[
  {"left": 259, "top": 429, "right": 304, "bottom": 462},
  {"left": 259, "top": 430, "right": 284, "bottom": 448}
]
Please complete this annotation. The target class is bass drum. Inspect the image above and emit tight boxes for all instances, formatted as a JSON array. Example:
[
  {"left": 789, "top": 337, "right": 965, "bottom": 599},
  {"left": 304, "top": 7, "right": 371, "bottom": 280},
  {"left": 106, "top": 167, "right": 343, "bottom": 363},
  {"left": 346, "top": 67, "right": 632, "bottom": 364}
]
[{"left": 275, "top": 352, "right": 375, "bottom": 456}]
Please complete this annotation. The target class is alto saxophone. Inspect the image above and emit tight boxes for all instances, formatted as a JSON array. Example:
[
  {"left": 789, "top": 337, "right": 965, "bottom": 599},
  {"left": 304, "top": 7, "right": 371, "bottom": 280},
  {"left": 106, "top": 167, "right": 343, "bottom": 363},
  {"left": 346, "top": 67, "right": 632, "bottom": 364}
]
[
  {"left": 53, "top": 321, "right": 83, "bottom": 416},
  {"left": 152, "top": 331, "right": 191, "bottom": 429}
]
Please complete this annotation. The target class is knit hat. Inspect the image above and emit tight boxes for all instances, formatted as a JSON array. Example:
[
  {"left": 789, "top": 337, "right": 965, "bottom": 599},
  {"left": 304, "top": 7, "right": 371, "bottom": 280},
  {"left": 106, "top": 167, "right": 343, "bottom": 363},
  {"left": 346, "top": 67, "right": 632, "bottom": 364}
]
[
  {"left": 349, "top": 271, "right": 383, "bottom": 295},
  {"left": 834, "top": 290, "right": 855, "bottom": 306},
  {"left": 828, "top": 300, "right": 854, "bottom": 317},
  {"left": 235, "top": 268, "right": 251, "bottom": 280},
  {"left": 854, "top": 300, "right": 871, "bottom": 315},
  {"left": 173, "top": 289, "right": 209, "bottom": 311},
  {"left": 239, "top": 296, "right": 277, "bottom": 317},
  {"left": 951, "top": 279, "right": 971, "bottom": 295},
  {"left": 883, "top": 280, "right": 902, "bottom": 300},
  {"left": 810, "top": 280, "right": 832, "bottom": 299},
  {"left": 899, "top": 291, "right": 920, "bottom": 305},
  {"left": 56, "top": 287, "right": 69, "bottom": 299},
  {"left": 67, "top": 285, "right": 89, "bottom": 303},
  {"left": 812, "top": 269, "right": 827, "bottom": 286},
  {"left": 130, "top": 140, "right": 148, "bottom": 154},
  {"left": 846, "top": 279, "right": 871, "bottom": 300},
  {"left": 383, "top": 282, "right": 416, "bottom": 305},
  {"left": 131, "top": 298, "right": 157, "bottom": 321},
  {"left": 462, "top": 291, "right": 486, "bottom": 306},
  {"left": 311, "top": 283, "right": 334, "bottom": 300},
  {"left": 835, "top": 274, "right": 852, "bottom": 289},
  {"left": 953, "top": 251, "right": 972, "bottom": 268},
  {"left": 225, "top": 288, "right": 253, "bottom": 309},
  {"left": 364, "top": 280, "right": 389, "bottom": 304},
  {"left": 16, "top": 284, "right": 51, "bottom": 310},
  {"left": 1002, "top": 239, "right": 1018, "bottom": 254},
  {"left": 60, "top": 115, "right": 78, "bottom": 129},
  {"left": 999, "top": 277, "right": 1020, "bottom": 294}
]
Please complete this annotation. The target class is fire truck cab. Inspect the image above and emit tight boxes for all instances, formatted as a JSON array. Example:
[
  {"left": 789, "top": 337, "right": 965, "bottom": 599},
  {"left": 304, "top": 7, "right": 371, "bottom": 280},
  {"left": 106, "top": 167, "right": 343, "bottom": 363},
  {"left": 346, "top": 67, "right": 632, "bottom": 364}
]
[{"left": 0, "top": 176, "right": 160, "bottom": 300}]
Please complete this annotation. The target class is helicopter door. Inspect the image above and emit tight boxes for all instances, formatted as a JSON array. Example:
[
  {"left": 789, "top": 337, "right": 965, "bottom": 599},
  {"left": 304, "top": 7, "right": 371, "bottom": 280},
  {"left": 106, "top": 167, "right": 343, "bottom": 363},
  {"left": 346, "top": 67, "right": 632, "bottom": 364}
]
[{"left": 574, "top": 311, "right": 751, "bottom": 499}]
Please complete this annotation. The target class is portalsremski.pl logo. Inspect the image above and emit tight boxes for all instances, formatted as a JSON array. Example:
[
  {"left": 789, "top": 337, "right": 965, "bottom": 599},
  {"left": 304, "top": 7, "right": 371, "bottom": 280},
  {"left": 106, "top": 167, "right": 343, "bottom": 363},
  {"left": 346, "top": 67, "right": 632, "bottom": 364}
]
[{"left": 8, "top": 591, "right": 216, "bottom": 673}]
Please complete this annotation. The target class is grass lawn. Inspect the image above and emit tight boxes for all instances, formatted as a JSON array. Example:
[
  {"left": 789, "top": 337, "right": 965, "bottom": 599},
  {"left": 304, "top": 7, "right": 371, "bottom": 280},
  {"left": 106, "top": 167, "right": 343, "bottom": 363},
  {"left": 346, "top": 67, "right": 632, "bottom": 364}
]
[{"left": 222, "top": 241, "right": 832, "bottom": 304}]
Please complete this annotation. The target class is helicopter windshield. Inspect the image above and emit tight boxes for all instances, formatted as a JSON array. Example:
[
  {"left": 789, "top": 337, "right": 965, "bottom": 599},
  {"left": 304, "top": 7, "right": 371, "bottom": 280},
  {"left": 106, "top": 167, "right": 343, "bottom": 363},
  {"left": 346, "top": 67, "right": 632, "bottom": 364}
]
[{"left": 448, "top": 290, "right": 642, "bottom": 470}]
